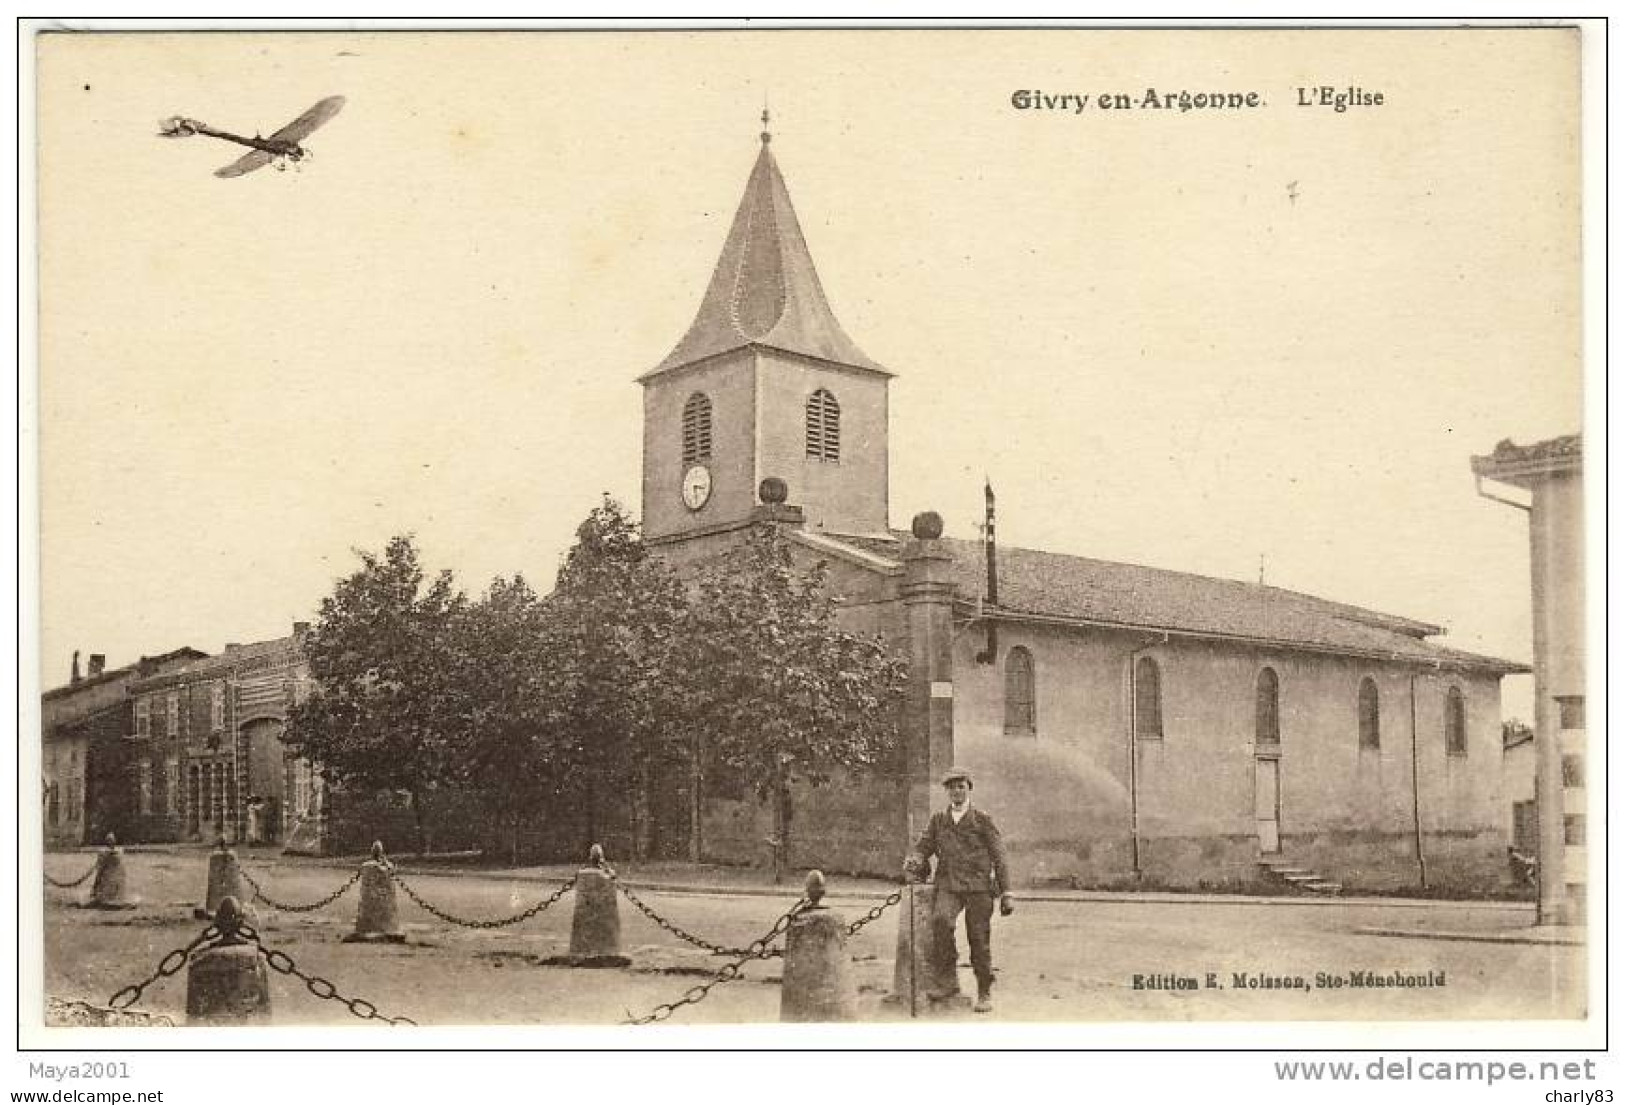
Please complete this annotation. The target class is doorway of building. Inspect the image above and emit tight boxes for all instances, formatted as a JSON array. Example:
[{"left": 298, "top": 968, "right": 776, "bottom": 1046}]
[{"left": 1255, "top": 756, "right": 1281, "bottom": 854}]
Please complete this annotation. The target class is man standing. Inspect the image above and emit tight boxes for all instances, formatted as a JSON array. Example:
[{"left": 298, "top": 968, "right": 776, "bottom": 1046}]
[{"left": 905, "top": 766, "right": 1014, "bottom": 1013}]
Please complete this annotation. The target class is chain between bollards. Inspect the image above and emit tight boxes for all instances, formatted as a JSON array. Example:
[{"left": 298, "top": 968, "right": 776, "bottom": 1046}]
[
  {"left": 107, "top": 923, "right": 221, "bottom": 1010},
  {"left": 44, "top": 861, "right": 100, "bottom": 889},
  {"left": 256, "top": 944, "right": 416, "bottom": 1026},
  {"left": 107, "top": 896, "right": 415, "bottom": 1026},
  {"left": 624, "top": 895, "right": 811, "bottom": 1025},
  {"left": 605, "top": 866, "right": 786, "bottom": 959},
  {"left": 390, "top": 868, "right": 577, "bottom": 929},
  {"left": 239, "top": 864, "right": 363, "bottom": 913},
  {"left": 845, "top": 885, "right": 907, "bottom": 937}
]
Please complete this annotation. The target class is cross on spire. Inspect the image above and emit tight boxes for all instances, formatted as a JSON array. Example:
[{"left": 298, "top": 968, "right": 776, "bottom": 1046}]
[{"left": 760, "top": 107, "right": 772, "bottom": 144}]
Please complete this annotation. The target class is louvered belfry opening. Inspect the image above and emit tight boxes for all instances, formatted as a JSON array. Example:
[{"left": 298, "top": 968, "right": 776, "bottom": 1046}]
[
  {"left": 805, "top": 388, "right": 840, "bottom": 461},
  {"left": 682, "top": 392, "right": 713, "bottom": 464}
]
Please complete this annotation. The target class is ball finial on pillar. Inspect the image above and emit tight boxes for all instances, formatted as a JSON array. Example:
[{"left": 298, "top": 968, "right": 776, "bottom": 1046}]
[
  {"left": 911, "top": 511, "right": 944, "bottom": 540},
  {"left": 805, "top": 870, "right": 827, "bottom": 908},
  {"left": 759, "top": 477, "right": 788, "bottom": 505},
  {"left": 371, "top": 840, "right": 385, "bottom": 863},
  {"left": 588, "top": 843, "right": 605, "bottom": 868}
]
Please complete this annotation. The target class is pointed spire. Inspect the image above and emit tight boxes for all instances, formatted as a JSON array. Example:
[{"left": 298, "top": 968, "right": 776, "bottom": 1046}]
[{"left": 642, "top": 120, "right": 890, "bottom": 380}]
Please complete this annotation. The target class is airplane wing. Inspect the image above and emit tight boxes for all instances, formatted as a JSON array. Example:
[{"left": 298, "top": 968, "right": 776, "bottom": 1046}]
[
  {"left": 268, "top": 95, "right": 346, "bottom": 144},
  {"left": 215, "top": 149, "right": 275, "bottom": 178}
]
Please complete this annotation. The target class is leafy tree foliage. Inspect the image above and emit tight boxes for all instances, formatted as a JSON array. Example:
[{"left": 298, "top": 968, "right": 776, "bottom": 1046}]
[
  {"left": 285, "top": 535, "right": 467, "bottom": 854},
  {"left": 546, "top": 496, "right": 688, "bottom": 857},
  {"left": 456, "top": 574, "right": 561, "bottom": 863},
  {"left": 680, "top": 524, "right": 908, "bottom": 881}
]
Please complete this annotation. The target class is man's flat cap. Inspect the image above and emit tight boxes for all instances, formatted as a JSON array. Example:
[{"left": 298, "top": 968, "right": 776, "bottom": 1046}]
[{"left": 939, "top": 766, "right": 974, "bottom": 787}]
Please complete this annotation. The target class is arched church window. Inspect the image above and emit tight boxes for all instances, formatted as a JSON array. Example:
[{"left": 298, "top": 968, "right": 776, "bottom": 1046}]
[
  {"left": 1256, "top": 667, "right": 1281, "bottom": 745},
  {"left": 1358, "top": 677, "right": 1381, "bottom": 750},
  {"left": 1135, "top": 656, "right": 1163, "bottom": 739},
  {"left": 682, "top": 393, "right": 713, "bottom": 464},
  {"left": 1004, "top": 646, "right": 1036, "bottom": 735},
  {"left": 1445, "top": 686, "right": 1467, "bottom": 755},
  {"left": 805, "top": 388, "right": 840, "bottom": 461}
]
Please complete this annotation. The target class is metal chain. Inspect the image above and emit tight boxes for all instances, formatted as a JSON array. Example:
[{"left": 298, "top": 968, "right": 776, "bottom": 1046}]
[
  {"left": 609, "top": 874, "right": 784, "bottom": 958},
  {"left": 240, "top": 864, "right": 362, "bottom": 913},
  {"left": 44, "top": 860, "right": 100, "bottom": 889},
  {"left": 625, "top": 898, "right": 809, "bottom": 1026},
  {"left": 107, "top": 923, "right": 221, "bottom": 1009},
  {"left": 390, "top": 869, "right": 576, "bottom": 929},
  {"left": 846, "top": 886, "right": 906, "bottom": 937},
  {"left": 256, "top": 943, "right": 416, "bottom": 1026}
]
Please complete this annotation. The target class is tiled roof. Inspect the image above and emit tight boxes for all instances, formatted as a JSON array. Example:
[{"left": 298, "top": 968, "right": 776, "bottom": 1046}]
[
  {"left": 641, "top": 137, "right": 889, "bottom": 380},
  {"left": 823, "top": 531, "right": 1524, "bottom": 673}
]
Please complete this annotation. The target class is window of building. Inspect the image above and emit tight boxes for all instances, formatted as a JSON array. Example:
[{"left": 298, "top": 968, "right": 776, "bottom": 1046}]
[
  {"left": 1135, "top": 656, "right": 1163, "bottom": 739},
  {"left": 135, "top": 698, "right": 150, "bottom": 738},
  {"left": 1556, "top": 695, "right": 1585, "bottom": 731},
  {"left": 1445, "top": 686, "right": 1467, "bottom": 755},
  {"left": 1004, "top": 646, "right": 1037, "bottom": 735},
  {"left": 165, "top": 757, "right": 180, "bottom": 816},
  {"left": 1562, "top": 753, "right": 1586, "bottom": 789},
  {"left": 805, "top": 388, "right": 840, "bottom": 461},
  {"left": 681, "top": 392, "right": 713, "bottom": 464},
  {"left": 1255, "top": 667, "right": 1281, "bottom": 745},
  {"left": 1358, "top": 677, "right": 1381, "bottom": 750},
  {"left": 212, "top": 683, "right": 226, "bottom": 731},
  {"left": 137, "top": 761, "right": 153, "bottom": 816},
  {"left": 1564, "top": 813, "right": 1586, "bottom": 846},
  {"left": 166, "top": 692, "right": 180, "bottom": 739}
]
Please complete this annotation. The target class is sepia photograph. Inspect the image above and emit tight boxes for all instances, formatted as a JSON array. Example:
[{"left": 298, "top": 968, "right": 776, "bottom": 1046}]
[{"left": 17, "top": 18, "right": 1602, "bottom": 1083}]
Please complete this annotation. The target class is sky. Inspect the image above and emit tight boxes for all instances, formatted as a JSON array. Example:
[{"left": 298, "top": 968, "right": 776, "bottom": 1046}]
[{"left": 32, "top": 29, "right": 1584, "bottom": 718}]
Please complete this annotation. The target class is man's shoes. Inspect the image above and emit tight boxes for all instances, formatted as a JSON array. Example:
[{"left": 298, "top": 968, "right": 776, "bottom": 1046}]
[
  {"left": 926, "top": 986, "right": 962, "bottom": 1002},
  {"left": 974, "top": 991, "right": 993, "bottom": 1013}
]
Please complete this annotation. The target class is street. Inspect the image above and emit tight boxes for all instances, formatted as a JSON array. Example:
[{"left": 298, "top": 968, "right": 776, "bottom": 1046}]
[{"left": 40, "top": 848, "right": 1585, "bottom": 1028}]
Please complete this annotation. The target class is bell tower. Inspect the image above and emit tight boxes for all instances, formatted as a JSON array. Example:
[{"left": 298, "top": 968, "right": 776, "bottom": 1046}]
[{"left": 639, "top": 115, "right": 893, "bottom": 546}]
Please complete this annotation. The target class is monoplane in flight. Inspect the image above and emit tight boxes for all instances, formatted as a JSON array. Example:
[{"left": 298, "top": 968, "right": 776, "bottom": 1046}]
[{"left": 158, "top": 95, "right": 346, "bottom": 178}]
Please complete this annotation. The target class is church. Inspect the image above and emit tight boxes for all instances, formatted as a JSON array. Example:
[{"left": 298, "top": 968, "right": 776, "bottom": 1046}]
[{"left": 636, "top": 118, "right": 1525, "bottom": 895}]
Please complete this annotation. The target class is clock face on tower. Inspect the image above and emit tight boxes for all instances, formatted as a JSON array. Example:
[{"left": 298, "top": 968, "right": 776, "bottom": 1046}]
[{"left": 681, "top": 464, "right": 712, "bottom": 511}]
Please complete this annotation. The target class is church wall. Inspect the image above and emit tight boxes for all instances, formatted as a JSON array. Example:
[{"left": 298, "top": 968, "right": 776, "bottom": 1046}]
[
  {"left": 640, "top": 350, "right": 758, "bottom": 541},
  {"left": 755, "top": 351, "right": 889, "bottom": 538},
  {"left": 945, "top": 623, "right": 1509, "bottom": 893}
]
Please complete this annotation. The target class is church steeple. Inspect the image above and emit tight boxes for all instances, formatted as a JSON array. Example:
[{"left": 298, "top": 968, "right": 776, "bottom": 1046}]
[
  {"left": 639, "top": 120, "right": 892, "bottom": 545},
  {"left": 642, "top": 122, "right": 889, "bottom": 380}
]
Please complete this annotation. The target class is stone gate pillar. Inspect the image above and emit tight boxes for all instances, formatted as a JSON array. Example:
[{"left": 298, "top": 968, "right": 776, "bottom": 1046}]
[{"left": 902, "top": 512, "right": 957, "bottom": 842}]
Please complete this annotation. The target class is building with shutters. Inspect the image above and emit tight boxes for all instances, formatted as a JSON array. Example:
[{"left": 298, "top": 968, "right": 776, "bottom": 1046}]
[
  {"left": 41, "top": 647, "right": 205, "bottom": 848},
  {"left": 120, "top": 625, "right": 323, "bottom": 848},
  {"left": 633, "top": 118, "right": 1527, "bottom": 893}
]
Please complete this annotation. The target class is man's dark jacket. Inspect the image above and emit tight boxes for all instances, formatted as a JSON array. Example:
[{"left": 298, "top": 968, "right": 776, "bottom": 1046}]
[{"left": 911, "top": 806, "right": 1011, "bottom": 896}]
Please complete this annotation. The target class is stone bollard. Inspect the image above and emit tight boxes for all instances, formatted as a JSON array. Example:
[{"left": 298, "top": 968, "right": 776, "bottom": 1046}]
[
  {"left": 780, "top": 871, "right": 857, "bottom": 1022},
  {"left": 195, "top": 838, "right": 245, "bottom": 920},
  {"left": 343, "top": 842, "right": 406, "bottom": 944},
  {"left": 888, "top": 881, "right": 956, "bottom": 1014},
  {"left": 185, "top": 897, "right": 271, "bottom": 1025},
  {"left": 86, "top": 833, "right": 138, "bottom": 910},
  {"left": 564, "top": 844, "right": 628, "bottom": 967}
]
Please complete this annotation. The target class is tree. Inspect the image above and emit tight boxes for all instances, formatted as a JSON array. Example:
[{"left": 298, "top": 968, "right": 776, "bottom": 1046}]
[
  {"left": 284, "top": 535, "right": 467, "bottom": 855},
  {"left": 680, "top": 523, "right": 908, "bottom": 882},
  {"left": 547, "top": 496, "right": 689, "bottom": 858},
  {"left": 457, "top": 574, "right": 565, "bottom": 864}
]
